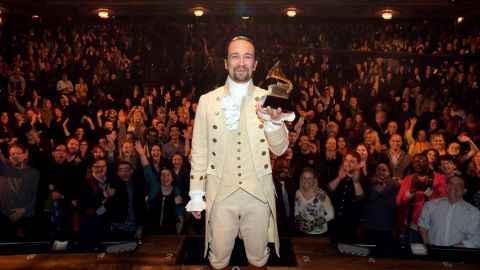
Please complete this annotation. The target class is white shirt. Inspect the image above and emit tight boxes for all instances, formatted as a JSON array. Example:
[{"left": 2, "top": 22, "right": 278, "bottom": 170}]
[{"left": 418, "top": 197, "right": 480, "bottom": 248}]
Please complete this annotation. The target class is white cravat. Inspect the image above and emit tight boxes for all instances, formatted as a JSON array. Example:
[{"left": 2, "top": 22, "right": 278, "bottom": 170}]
[{"left": 221, "top": 77, "right": 249, "bottom": 131}]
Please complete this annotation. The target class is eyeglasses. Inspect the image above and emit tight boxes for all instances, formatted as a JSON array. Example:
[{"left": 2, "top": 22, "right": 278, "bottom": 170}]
[
  {"left": 118, "top": 168, "right": 131, "bottom": 172},
  {"left": 93, "top": 165, "right": 107, "bottom": 169}
]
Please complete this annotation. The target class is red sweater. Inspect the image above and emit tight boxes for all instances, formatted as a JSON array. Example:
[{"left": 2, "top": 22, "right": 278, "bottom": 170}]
[{"left": 396, "top": 172, "right": 447, "bottom": 225}]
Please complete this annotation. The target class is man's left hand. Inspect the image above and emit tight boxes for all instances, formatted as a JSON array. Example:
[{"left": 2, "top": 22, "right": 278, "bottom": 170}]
[{"left": 256, "top": 103, "right": 291, "bottom": 123}]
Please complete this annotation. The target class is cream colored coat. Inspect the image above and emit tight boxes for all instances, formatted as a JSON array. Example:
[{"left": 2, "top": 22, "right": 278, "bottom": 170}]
[{"left": 189, "top": 80, "right": 289, "bottom": 257}]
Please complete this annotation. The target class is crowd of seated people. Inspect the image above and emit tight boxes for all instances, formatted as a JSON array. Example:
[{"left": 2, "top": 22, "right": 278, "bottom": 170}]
[{"left": 0, "top": 17, "right": 479, "bottom": 250}]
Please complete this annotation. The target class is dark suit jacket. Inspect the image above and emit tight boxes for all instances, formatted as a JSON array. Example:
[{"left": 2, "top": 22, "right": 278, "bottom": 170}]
[
  {"left": 378, "top": 150, "right": 412, "bottom": 179},
  {"left": 273, "top": 174, "right": 296, "bottom": 236}
]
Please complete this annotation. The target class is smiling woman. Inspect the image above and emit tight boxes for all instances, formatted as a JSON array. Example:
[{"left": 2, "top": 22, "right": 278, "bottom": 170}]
[{"left": 294, "top": 167, "right": 334, "bottom": 235}]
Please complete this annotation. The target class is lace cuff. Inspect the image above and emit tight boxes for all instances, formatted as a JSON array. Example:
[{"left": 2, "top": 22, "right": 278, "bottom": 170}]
[{"left": 185, "top": 190, "right": 206, "bottom": 211}]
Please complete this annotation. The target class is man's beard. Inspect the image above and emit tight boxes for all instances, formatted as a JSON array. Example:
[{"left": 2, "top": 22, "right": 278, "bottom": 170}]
[
  {"left": 233, "top": 73, "right": 250, "bottom": 82},
  {"left": 232, "top": 67, "right": 251, "bottom": 82}
]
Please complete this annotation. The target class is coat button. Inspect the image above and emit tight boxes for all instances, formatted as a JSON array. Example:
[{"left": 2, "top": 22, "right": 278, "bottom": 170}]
[
  {"left": 237, "top": 141, "right": 241, "bottom": 145},
  {"left": 212, "top": 152, "right": 216, "bottom": 156},
  {"left": 259, "top": 124, "right": 264, "bottom": 129},
  {"left": 238, "top": 173, "right": 241, "bottom": 177},
  {"left": 237, "top": 132, "right": 241, "bottom": 135},
  {"left": 190, "top": 175, "right": 194, "bottom": 179},
  {"left": 237, "top": 157, "right": 241, "bottom": 160},
  {"left": 264, "top": 164, "right": 269, "bottom": 169},
  {"left": 200, "top": 176, "right": 203, "bottom": 180},
  {"left": 238, "top": 165, "right": 241, "bottom": 168},
  {"left": 262, "top": 151, "right": 266, "bottom": 156},
  {"left": 211, "top": 165, "right": 215, "bottom": 169},
  {"left": 213, "top": 138, "right": 217, "bottom": 143},
  {"left": 260, "top": 139, "right": 265, "bottom": 142},
  {"left": 237, "top": 149, "right": 241, "bottom": 152},
  {"left": 255, "top": 97, "right": 260, "bottom": 101},
  {"left": 213, "top": 125, "right": 217, "bottom": 129},
  {"left": 216, "top": 97, "right": 220, "bottom": 101},
  {"left": 215, "top": 111, "right": 220, "bottom": 116},
  {"left": 239, "top": 181, "right": 242, "bottom": 185}
]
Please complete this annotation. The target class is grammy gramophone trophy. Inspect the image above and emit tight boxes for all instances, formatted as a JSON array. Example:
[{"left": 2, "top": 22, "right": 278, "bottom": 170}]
[{"left": 262, "top": 60, "right": 294, "bottom": 112}]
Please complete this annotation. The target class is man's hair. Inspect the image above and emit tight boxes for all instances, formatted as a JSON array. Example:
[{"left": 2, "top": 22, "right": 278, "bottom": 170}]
[
  {"left": 412, "top": 152, "right": 427, "bottom": 160},
  {"left": 439, "top": 154, "right": 459, "bottom": 168},
  {"left": 8, "top": 143, "right": 26, "bottom": 153},
  {"left": 66, "top": 136, "right": 79, "bottom": 145},
  {"left": 92, "top": 157, "right": 107, "bottom": 166},
  {"left": 389, "top": 133, "right": 402, "bottom": 141},
  {"left": 347, "top": 151, "right": 362, "bottom": 163},
  {"left": 146, "top": 127, "right": 158, "bottom": 135},
  {"left": 52, "top": 143, "right": 67, "bottom": 151},
  {"left": 117, "top": 160, "right": 132, "bottom": 169},
  {"left": 231, "top": 36, "right": 254, "bottom": 44},
  {"left": 226, "top": 36, "right": 255, "bottom": 57}
]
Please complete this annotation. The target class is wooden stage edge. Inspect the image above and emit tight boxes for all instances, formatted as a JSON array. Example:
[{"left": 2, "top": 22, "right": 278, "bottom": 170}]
[{"left": 0, "top": 235, "right": 477, "bottom": 270}]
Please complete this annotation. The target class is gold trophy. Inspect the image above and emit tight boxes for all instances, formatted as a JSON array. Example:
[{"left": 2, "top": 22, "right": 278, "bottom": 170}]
[{"left": 263, "top": 60, "right": 294, "bottom": 112}]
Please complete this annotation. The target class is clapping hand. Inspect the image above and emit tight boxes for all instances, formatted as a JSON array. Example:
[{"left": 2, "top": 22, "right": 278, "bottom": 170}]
[
  {"left": 106, "top": 183, "right": 116, "bottom": 197},
  {"left": 338, "top": 165, "right": 347, "bottom": 179}
]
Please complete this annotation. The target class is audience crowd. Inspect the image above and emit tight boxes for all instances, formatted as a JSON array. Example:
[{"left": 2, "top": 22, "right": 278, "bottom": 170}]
[{"left": 0, "top": 17, "right": 479, "bottom": 249}]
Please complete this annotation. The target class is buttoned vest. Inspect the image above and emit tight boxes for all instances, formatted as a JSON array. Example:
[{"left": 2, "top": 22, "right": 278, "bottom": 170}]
[{"left": 215, "top": 98, "right": 267, "bottom": 203}]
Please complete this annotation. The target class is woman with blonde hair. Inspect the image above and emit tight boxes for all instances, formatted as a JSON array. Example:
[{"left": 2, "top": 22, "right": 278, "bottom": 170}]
[
  {"left": 127, "top": 107, "right": 148, "bottom": 135},
  {"left": 430, "top": 133, "right": 446, "bottom": 156},
  {"left": 294, "top": 167, "right": 334, "bottom": 235},
  {"left": 364, "top": 128, "right": 383, "bottom": 159}
]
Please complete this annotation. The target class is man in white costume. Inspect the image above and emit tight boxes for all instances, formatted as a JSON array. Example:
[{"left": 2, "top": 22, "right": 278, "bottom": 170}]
[{"left": 186, "top": 36, "right": 293, "bottom": 270}]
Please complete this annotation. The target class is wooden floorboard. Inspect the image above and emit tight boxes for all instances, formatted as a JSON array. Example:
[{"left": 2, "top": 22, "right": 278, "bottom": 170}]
[{"left": 0, "top": 235, "right": 477, "bottom": 269}]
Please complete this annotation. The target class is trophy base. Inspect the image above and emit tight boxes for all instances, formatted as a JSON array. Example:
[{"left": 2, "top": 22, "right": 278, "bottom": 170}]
[{"left": 262, "top": 95, "right": 294, "bottom": 112}]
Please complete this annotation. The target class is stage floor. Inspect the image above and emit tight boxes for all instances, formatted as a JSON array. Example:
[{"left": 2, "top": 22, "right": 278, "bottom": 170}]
[{"left": 0, "top": 235, "right": 478, "bottom": 269}]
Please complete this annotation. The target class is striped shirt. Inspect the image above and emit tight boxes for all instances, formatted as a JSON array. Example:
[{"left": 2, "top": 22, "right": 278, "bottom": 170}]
[{"left": 418, "top": 198, "right": 480, "bottom": 248}]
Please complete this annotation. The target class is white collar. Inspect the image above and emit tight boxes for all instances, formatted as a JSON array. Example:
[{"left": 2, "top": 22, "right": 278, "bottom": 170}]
[{"left": 227, "top": 76, "right": 250, "bottom": 97}]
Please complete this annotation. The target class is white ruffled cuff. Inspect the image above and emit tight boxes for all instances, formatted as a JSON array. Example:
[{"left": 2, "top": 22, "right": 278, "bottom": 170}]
[
  {"left": 257, "top": 110, "right": 295, "bottom": 132},
  {"left": 185, "top": 190, "right": 206, "bottom": 212}
]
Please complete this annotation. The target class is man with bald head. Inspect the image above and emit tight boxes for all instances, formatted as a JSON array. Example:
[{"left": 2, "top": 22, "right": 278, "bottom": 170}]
[{"left": 186, "top": 37, "right": 293, "bottom": 270}]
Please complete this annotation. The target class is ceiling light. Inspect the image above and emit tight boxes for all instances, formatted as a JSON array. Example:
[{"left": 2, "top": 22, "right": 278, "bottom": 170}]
[
  {"left": 457, "top": 16, "right": 464, "bottom": 23},
  {"left": 193, "top": 8, "right": 204, "bottom": 17},
  {"left": 381, "top": 9, "right": 393, "bottom": 20},
  {"left": 286, "top": 8, "right": 296, "bottom": 18},
  {"left": 98, "top": 9, "right": 109, "bottom": 19},
  {"left": 242, "top": 16, "right": 250, "bottom": 20},
  {"left": 32, "top": 15, "right": 40, "bottom": 19}
]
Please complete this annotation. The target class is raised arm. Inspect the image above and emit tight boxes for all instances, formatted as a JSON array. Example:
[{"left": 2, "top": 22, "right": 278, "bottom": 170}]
[{"left": 134, "top": 141, "right": 160, "bottom": 201}]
